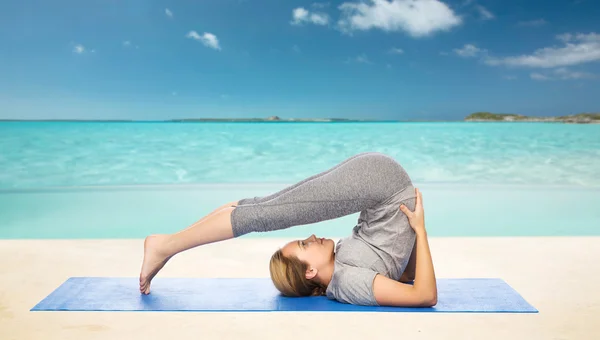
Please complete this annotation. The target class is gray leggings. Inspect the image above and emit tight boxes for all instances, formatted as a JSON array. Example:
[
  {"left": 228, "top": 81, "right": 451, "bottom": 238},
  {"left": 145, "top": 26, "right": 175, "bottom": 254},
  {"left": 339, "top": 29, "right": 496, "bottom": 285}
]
[{"left": 230, "top": 152, "right": 413, "bottom": 237}]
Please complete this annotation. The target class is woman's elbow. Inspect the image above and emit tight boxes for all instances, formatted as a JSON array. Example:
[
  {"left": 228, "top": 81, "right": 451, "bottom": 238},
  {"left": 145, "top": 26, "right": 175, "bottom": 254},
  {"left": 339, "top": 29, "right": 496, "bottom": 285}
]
[
  {"left": 424, "top": 295, "right": 437, "bottom": 307},
  {"left": 421, "top": 291, "right": 438, "bottom": 307}
]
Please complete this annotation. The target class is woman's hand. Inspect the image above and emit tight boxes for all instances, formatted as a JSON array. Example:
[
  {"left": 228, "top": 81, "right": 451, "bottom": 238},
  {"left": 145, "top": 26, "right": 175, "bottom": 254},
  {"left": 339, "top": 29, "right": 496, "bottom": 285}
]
[{"left": 399, "top": 188, "right": 425, "bottom": 234}]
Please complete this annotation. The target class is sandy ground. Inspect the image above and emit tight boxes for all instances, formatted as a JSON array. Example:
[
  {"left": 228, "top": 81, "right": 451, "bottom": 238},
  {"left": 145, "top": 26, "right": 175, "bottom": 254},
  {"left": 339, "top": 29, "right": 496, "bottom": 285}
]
[{"left": 1, "top": 237, "right": 599, "bottom": 340}]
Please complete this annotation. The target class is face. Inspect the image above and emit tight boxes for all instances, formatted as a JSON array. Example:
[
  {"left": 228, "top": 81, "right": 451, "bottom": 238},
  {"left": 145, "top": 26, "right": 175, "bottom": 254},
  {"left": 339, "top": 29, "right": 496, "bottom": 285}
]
[{"left": 281, "top": 234, "right": 335, "bottom": 279}]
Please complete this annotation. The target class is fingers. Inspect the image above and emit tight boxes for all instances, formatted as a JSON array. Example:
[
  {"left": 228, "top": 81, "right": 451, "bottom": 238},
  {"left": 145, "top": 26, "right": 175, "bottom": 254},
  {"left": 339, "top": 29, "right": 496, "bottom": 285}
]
[
  {"left": 400, "top": 187, "right": 423, "bottom": 216},
  {"left": 399, "top": 204, "right": 413, "bottom": 218}
]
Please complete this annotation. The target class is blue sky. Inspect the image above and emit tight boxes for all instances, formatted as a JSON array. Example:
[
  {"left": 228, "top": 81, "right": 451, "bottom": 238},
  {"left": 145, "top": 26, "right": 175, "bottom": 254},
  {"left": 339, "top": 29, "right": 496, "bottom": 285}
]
[{"left": 1, "top": 0, "right": 599, "bottom": 121}]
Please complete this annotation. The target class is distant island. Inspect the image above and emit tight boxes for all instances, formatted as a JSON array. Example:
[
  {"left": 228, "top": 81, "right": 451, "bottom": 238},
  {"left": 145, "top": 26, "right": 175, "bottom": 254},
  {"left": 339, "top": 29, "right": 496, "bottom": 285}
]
[
  {"left": 2, "top": 113, "right": 600, "bottom": 123},
  {"left": 0, "top": 116, "right": 387, "bottom": 123},
  {"left": 465, "top": 112, "right": 600, "bottom": 124},
  {"left": 170, "top": 116, "right": 363, "bottom": 122}
]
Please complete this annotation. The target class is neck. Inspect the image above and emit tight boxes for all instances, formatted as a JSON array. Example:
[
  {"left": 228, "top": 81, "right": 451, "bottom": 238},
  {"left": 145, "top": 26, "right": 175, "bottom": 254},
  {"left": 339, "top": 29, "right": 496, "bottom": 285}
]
[{"left": 317, "top": 255, "right": 336, "bottom": 287}]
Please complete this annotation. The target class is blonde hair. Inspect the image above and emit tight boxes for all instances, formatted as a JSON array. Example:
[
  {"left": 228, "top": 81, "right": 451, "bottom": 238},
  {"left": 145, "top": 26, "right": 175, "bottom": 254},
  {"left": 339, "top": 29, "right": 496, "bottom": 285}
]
[{"left": 269, "top": 249, "right": 327, "bottom": 297}]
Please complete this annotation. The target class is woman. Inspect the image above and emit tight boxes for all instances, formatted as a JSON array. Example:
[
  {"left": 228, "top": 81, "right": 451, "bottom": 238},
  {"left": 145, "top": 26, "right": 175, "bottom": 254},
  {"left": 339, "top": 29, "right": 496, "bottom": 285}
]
[{"left": 139, "top": 151, "right": 437, "bottom": 307}]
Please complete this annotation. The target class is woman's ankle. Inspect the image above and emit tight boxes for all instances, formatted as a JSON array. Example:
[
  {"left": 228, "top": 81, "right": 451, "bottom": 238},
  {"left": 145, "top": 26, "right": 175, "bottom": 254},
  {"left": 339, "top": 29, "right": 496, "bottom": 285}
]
[{"left": 146, "top": 234, "right": 176, "bottom": 257}]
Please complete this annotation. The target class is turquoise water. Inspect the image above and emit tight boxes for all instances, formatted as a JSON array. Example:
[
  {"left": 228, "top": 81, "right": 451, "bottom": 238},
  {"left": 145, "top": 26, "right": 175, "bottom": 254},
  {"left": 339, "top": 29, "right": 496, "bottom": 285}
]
[
  {"left": 2, "top": 122, "right": 600, "bottom": 188},
  {"left": 1, "top": 122, "right": 599, "bottom": 238},
  {"left": 1, "top": 183, "right": 599, "bottom": 238}
]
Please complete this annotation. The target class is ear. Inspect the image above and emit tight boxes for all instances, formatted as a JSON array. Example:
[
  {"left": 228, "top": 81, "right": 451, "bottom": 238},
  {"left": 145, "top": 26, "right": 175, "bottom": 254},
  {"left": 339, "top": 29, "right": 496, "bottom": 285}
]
[{"left": 305, "top": 267, "right": 318, "bottom": 280}]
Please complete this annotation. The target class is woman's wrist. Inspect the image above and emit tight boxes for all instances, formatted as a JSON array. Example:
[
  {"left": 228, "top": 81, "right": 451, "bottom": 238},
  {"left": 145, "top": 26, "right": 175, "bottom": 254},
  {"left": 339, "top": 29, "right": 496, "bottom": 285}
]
[{"left": 415, "top": 227, "right": 427, "bottom": 237}]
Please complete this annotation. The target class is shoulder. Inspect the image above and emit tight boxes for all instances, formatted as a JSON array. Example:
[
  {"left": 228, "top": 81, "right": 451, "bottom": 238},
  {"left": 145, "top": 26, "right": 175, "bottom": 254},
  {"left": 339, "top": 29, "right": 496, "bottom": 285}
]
[{"left": 326, "top": 262, "right": 379, "bottom": 306}]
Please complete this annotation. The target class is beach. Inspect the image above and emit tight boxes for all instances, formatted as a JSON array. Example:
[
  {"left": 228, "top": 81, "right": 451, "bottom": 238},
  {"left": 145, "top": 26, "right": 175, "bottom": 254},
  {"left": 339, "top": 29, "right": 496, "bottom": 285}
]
[
  {"left": 3, "top": 0, "right": 600, "bottom": 337},
  {"left": 2, "top": 122, "right": 599, "bottom": 339},
  {"left": 2, "top": 236, "right": 599, "bottom": 340}
]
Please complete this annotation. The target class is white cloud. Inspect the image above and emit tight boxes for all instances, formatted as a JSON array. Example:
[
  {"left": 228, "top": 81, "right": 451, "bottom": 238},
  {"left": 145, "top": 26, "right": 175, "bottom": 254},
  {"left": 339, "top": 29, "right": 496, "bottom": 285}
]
[
  {"left": 355, "top": 54, "right": 371, "bottom": 63},
  {"left": 165, "top": 8, "right": 173, "bottom": 18},
  {"left": 454, "top": 44, "right": 487, "bottom": 57},
  {"left": 312, "top": 2, "right": 330, "bottom": 8},
  {"left": 389, "top": 47, "right": 404, "bottom": 54},
  {"left": 291, "top": 7, "right": 330, "bottom": 26},
  {"left": 310, "top": 13, "right": 329, "bottom": 25},
  {"left": 553, "top": 67, "right": 595, "bottom": 79},
  {"left": 530, "top": 68, "right": 596, "bottom": 81},
  {"left": 73, "top": 44, "right": 85, "bottom": 54},
  {"left": 337, "top": 0, "right": 462, "bottom": 37},
  {"left": 503, "top": 75, "right": 518, "bottom": 80},
  {"left": 563, "top": 32, "right": 600, "bottom": 43},
  {"left": 556, "top": 33, "right": 573, "bottom": 43},
  {"left": 530, "top": 73, "right": 550, "bottom": 81},
  {"left": 292, "top": 7, "right": 309, "bottom": 23},
  {"left": 123, "top": 41, "right": 131, "bottom": 47},
  {"left": 475, "top": 5, "right": 494, "bottom": 20},
  {"left": 187, "top": 31, "right": 201, "bottom": 40},
  {"left": 345, "top": 54, "right": 373, "bottom": 64},
  {"left": 485, "top": 32, "right": 600, "bottom": 68},
  {"left": 186, "top": 31, "right": 221, "bottom": 50},
  {"left": 517, "top": 19, "right": 547, "bottom": 27}
]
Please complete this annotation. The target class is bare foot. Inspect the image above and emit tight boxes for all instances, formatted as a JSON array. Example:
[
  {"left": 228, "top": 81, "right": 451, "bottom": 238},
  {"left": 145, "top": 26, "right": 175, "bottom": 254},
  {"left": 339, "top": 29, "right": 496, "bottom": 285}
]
[{"left": 139, "top": 234, "right": 172, "bottom": 294}]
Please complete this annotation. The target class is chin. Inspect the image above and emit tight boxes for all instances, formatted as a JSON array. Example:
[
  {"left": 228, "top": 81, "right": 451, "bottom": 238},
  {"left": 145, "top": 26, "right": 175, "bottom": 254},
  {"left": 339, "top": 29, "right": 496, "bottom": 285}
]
[{"left": 327, "top": 238, "right": 336, "bottom": 250}]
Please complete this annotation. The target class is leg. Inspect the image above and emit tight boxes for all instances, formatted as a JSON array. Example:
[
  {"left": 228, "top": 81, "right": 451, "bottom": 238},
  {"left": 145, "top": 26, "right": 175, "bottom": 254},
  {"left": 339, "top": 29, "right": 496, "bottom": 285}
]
[
  {"left": 139, "top": 152, "right": 411, "bottom": 293},
  {"left": 231, "top": 151, "right": 412, "bottom": 236},
  {"left": 236, "top": 152, "right": 379, "bottom": 206},
  {"left": 139, "top": 155, "right": 377, "bottom": 293},
  {"left": 140, "top": 201, "right": 241, "bottom": 294}
]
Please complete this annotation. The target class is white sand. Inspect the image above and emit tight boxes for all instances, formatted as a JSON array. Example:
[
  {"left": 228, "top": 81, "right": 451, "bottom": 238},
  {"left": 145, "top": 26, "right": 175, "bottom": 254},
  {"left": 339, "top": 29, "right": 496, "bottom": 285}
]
[{"left": 1, "top": 237, "right": 599, "bottom": 340}]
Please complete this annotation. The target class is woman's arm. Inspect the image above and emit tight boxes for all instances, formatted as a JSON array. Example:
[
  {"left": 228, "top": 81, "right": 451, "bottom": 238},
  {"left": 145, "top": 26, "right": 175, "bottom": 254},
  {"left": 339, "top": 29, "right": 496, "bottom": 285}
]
[
  {"left": 373, "top": 230, "right": 437, "bottom": 307},
  {"left": 410, "top": 228, "right": 437, "bottom": 303},
  {"left": 399, "top": 239, "right": 416, "bottom": 283},
  {"left": 372, "top": 188, "right": 437, "bottom": 307}
]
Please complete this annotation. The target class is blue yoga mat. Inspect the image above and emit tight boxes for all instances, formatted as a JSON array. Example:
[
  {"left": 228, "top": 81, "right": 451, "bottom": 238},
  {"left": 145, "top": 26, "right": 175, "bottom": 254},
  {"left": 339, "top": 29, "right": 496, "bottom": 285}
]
[{"left": 31, "top": 277, "right": 537, "bottom": 313}]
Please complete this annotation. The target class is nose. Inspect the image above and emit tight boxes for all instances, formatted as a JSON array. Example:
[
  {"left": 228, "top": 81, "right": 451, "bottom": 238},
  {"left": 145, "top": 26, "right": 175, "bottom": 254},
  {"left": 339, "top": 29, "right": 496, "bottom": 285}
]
[{"left": 305, "top": 235, "right": 317, "bottom": 243}]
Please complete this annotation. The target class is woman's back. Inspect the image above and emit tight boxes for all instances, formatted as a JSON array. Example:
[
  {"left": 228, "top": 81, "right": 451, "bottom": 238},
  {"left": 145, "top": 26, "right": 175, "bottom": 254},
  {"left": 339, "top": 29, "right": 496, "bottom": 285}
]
[{"left": 326, "top": 185, "right": 417, "bottom": 305}]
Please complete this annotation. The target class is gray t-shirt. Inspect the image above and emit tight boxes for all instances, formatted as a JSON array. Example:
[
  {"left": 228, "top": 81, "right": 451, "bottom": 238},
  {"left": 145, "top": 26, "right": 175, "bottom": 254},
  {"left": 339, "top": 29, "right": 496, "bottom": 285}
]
[{"left": 325, "top": 185, "right": 417, "bottom": 306}]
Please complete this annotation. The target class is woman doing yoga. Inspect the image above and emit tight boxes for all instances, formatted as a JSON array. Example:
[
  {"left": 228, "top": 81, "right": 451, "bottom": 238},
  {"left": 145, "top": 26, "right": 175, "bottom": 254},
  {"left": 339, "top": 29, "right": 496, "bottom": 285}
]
[{"left": 139, "top": 152, "right": 437, "bottom": 307}]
